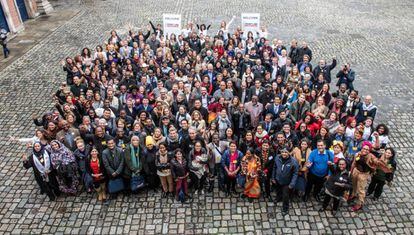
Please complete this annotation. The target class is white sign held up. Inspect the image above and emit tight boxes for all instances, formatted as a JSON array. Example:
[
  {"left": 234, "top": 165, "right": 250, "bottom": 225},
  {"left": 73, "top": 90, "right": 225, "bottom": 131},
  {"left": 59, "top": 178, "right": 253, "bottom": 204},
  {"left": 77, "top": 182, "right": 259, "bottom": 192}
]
[
  {"left": 241, "top": 13, "right": 260, "bottom": 34},
  {"left": 163, "top": 14, "right": 182, "bottom": 37}
]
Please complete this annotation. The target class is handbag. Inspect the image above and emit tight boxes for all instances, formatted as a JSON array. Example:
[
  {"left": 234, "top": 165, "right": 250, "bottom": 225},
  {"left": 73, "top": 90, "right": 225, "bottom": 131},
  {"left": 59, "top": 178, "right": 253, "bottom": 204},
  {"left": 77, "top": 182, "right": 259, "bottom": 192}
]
[
  {"left": 108, "top": 178, "right": 125, "bottom": 194},
  {"left": 236, "top": 174, "right": 246, "bottom": 188},
  {"left": 130, "top": 175, "right": 145, "bottom": 191}
]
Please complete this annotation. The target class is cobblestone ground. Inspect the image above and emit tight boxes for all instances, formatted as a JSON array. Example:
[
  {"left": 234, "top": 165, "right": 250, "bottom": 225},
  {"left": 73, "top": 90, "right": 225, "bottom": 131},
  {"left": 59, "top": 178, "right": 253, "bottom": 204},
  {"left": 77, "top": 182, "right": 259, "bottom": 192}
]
[{"left": 0, "top": 0, "right": 413, "bottom": 234}]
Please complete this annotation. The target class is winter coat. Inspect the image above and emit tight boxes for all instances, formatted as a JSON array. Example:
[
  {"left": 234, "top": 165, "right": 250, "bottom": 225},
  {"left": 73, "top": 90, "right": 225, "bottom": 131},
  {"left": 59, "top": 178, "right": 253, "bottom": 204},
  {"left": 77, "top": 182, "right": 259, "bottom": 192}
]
[{"left": 271, "top": 155, "right": 299, "bottom": 188}]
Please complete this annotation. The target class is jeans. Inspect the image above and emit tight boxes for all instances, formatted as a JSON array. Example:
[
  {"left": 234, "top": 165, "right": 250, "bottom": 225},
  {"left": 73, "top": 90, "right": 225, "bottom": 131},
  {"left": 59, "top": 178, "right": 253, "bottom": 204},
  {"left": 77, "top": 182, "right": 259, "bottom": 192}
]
[
  {"left": 2, "top": 44, "right": 9, "bottom": 57},
  {"left": 175, "top": 177, "right": 188, "bottom": 198}
]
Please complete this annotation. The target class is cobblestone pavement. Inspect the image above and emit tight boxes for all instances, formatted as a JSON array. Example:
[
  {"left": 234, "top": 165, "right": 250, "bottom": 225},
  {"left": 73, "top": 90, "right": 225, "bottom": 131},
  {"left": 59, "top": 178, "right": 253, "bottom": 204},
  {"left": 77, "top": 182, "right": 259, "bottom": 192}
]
[{"left": 0, "top": 0, "right": 413, "bottom": 234}]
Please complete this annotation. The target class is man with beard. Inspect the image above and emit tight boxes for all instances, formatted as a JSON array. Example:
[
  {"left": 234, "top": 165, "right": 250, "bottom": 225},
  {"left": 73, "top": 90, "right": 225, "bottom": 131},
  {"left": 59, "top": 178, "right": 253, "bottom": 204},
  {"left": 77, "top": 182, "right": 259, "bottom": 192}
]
[
  {"left": 56, "top": 120, "right": 80, "bottom": 151},
  {"left": 312, "top": 57, "right": 337, "bottom": 83},
  {"left": 181, "top": 127, "right": 206, "bottom": 156},
  {"left": 271, "top": 147, "right": 299, "bottom": 216},
  {"left": 81, "top": 126, "right": 113, "bottom": 154}
]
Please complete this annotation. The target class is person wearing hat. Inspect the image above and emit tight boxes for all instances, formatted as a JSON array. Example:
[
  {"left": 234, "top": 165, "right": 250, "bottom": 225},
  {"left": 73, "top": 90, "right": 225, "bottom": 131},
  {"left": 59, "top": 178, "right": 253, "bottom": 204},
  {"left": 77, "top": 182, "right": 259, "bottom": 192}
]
[
  {"left": 349, "top": 141, "right": 391, "bottom": 211},
  {"left": 332, "top": 140, "right": 345, "bottom": 164},
  {"left": 142, "top": 136, "right": 159, "bottom": 190},
  {"left": 271, "top": 147, "right": 299, "bottom": 216}
]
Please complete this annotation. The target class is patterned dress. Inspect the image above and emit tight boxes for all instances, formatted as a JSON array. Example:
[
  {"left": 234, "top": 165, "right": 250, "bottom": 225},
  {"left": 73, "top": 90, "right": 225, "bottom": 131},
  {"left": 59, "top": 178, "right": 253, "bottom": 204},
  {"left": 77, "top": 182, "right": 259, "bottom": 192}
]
[{"left": 48, "top": 140, "right": 80, "bottom": 194}]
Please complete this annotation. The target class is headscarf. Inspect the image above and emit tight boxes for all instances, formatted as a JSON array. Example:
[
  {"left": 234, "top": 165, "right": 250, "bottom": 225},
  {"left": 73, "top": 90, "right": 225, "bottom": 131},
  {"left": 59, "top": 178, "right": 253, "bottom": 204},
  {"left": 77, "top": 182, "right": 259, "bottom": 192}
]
[
  {"left": 361, "top": 141, "right": 373, "bottom": 151},
  {"left": 49, "top": 140, "right": 77, "bottom": 167},
  {"left": 32, "top": 141, "right": 51, "bottom": 179}
]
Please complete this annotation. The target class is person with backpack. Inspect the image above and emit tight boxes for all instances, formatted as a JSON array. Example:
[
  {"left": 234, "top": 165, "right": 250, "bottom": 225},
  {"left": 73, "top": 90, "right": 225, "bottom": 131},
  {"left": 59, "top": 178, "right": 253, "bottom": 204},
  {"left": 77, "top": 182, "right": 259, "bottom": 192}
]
[
  {"left": 0, "top": 28, "right": 10, "bottom": 58},
  {"left": 304, "top": 139, "right": 334, "bottom": 202}
]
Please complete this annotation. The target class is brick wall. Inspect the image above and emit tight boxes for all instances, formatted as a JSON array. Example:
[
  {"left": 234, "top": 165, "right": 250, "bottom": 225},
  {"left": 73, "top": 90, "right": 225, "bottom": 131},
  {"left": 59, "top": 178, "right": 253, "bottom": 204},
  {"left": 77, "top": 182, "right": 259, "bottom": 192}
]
[
  {"left": 5, "top": 0, "right": 23, "bottom": 31},
  {"left": 25, "top": 0, "right": 38, "bottom": 18}
]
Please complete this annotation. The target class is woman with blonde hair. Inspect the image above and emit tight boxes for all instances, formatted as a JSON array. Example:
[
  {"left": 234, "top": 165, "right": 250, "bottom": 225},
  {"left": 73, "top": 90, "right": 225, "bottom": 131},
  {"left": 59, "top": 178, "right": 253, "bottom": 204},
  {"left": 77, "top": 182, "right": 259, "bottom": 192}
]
[{"left": 190, "top": 110, "right": 206, "bottom": 134}]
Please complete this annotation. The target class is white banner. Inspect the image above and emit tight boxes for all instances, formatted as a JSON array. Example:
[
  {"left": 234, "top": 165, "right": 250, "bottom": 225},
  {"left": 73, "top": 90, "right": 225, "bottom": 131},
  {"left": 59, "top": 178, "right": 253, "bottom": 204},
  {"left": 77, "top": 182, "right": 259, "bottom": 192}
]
[
  {"left": 241, "top": 13, "right": 260, "bottom": 34},
  {"left": 163, "top": 14, "right": 182, "bottom": 37}
]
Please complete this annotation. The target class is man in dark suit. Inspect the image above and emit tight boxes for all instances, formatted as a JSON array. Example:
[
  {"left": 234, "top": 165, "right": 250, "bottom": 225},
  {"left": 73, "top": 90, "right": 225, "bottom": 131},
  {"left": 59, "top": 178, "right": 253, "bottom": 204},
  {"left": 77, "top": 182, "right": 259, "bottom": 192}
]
[
  {"left": 248, "top": 79, "right": 265, "bottom": 101},
  {"left": 264, "top": 96, "right": 285, "bottom": 120},
  {"left": 102, "top": 138, "right": 125, "bottom": 198},
  {"left": 231, "top": 103, "right": 251, "bottom": 138},
  {"left": 259, "top": 83, "right": 275, "bottom": 107},
  {"left": 260, "top": 113, "right": 277, "bottom": 136},
  {"left": 194, "top": 87, "right": 212, "bottom": 109}
]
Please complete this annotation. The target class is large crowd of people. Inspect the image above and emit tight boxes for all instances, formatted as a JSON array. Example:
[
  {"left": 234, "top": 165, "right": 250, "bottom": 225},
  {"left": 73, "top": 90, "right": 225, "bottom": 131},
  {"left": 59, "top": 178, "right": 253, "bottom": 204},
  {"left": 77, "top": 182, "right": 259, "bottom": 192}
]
[{"left": 18, "top": 19, "right": 396, "bottom": 216}]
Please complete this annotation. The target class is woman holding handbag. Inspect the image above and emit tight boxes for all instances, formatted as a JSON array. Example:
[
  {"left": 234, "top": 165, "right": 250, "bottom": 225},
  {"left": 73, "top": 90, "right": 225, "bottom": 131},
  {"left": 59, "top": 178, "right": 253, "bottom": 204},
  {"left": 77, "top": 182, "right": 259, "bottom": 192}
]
[
  {"left": 102, "top": 138, "right": 125, "bottom": 199},
  {"left": 86, "top": 147, "right": 107, "bottom": 202},
  {"left": 124, "top": 136, "right": 145, "bottom": 192}
]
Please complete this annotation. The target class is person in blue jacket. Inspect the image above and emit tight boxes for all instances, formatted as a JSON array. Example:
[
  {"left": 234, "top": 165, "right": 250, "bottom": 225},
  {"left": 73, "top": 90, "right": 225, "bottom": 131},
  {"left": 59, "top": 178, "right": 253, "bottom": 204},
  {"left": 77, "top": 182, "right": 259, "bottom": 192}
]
[
  {"left": 304, "top": 139, "right": 334, "bottom": 202},
  {"left": 221, "top": 141, "right": 243, "bottom": 196},
  {"left": 271, "top": 147, "right": 299, "bottom": 216}
]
